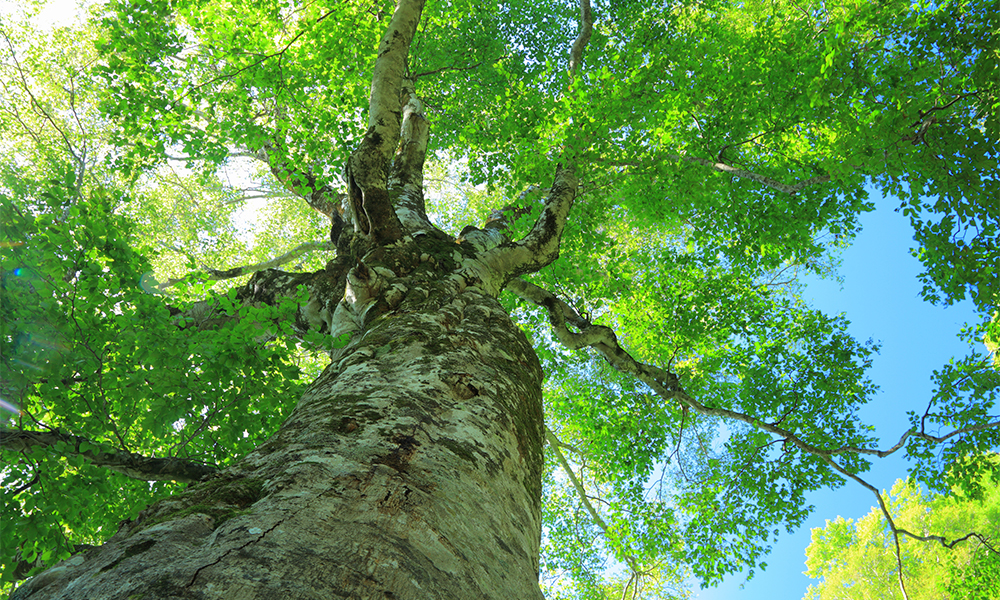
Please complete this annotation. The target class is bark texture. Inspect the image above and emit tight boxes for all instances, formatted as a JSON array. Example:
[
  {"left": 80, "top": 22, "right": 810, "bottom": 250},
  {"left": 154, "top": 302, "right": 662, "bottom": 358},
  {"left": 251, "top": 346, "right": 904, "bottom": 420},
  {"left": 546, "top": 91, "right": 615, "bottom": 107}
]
[{"left": 12, "top": 245, "right": 546, "bottom": 599}]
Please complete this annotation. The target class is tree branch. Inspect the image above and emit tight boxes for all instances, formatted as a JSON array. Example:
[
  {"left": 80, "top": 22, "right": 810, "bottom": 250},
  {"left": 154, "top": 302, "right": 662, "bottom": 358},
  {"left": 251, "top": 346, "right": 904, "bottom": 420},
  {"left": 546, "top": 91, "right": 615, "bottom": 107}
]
[
  {"left": 1, "top": 30, "right": 85, "bottom": 195},
  {"left": 347, "top": 0, "right": 425, "bottom": 244},
  {"left": 193, "top": 7, "right": 339, "bottom": 90},
  {"left": 155, "top": 240, "right": 334, "bottom": 290},
  {"left": 482, "top": 0, "right": 594, "bottom": 279},
  {"left": 638, "top": 153, "right": 831, "bottom": 194},
  {"left": 161, "top": 265, "right": 350, "bottom": 351},
  {"left": 546, "top": 426, "right": 641, "bottom": 573},
  {"left": 388, "top": 81, "right": 434, "bottom": 233},
  {"left": 0, "top": 427, "right": 218, "bottom": 483},
  {"left": 482, "top": 166, "right": 579, "bottom": 280},
  {"left": 251, "top": 144, "right": 346, "bottom": 221},
  {"left": 412, "top": 60, "right": 484, "bottom": 80},
  {"left": 568, "top": 0, "right": 593, "bottom": 74}
]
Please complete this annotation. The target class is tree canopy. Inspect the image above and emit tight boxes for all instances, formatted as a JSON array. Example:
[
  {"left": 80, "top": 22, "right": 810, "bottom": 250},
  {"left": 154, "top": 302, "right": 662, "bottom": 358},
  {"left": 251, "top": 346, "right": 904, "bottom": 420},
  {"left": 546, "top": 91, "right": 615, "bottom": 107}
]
[{"left": 2, "top": 0, "right": 999, "bottom": 597}]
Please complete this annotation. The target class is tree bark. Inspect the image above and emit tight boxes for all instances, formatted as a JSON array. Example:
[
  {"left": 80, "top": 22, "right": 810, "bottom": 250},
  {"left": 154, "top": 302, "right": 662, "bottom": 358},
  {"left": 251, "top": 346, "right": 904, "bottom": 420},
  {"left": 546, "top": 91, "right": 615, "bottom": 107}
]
[{"left": 11, "top": 257, "right": 546, "bottom": 599}]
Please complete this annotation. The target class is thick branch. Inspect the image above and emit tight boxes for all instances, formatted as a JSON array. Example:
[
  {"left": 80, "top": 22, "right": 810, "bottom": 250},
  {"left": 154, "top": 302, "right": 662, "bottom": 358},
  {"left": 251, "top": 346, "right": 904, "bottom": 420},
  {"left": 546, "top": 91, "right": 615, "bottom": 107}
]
[
  {"left": 347, "top": 0, "right": 425, "bottom": 244},
  {"left": 511, "top": 277, "right": 1000, "bottom": 573},
  {"left": 507, "top": 279, "right": 1000, "bottom": 580},
  {"left": 568, "top": 0, "right": 593, "bottom": 73},
  {"left": 0, "top": 427, "right": 218, "bottom": 483},
  {"left": 251, "top": 145, "right": 345, "bottom": 219},
  {"left": 167, "top": 266, "right": 348, "bottom": 346},
  {"left": 484, "top": 0, "right": 594, "bottom": 279},
  {"left": 233, "top": 267, "right": 348, "bottom": 338},
  {"left": 389, "top": 82, "right": 433, "bottom": 232},
  {"left": 511, "top": 278, "right": 1000, "bottom": 463},
  {"left": 365, "top": 0, "right": 424, "bottom": 156},
  {"left": 452, "top": 203, "right": 533, "bottom": 255},
  {"left": 246, "top": 144, "right": 349, "bottom": 242},
  {"left": 482, "top": 167, "right": 578, "bottom": 280}
]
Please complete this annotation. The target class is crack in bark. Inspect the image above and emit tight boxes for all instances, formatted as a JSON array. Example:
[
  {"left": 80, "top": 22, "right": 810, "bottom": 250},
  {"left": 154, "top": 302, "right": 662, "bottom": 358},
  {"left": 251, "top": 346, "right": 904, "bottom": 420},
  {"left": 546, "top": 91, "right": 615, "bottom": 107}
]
[{"left": 185, "top": 518, "right": 286, "bottom": 589}]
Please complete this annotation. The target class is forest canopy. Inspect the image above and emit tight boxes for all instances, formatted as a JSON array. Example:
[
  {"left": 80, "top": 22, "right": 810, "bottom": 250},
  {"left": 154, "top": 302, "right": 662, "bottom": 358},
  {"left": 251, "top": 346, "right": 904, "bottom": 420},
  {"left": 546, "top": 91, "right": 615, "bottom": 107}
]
[{"left": 1, "top": 0, "right": 999, "bottom": 598}]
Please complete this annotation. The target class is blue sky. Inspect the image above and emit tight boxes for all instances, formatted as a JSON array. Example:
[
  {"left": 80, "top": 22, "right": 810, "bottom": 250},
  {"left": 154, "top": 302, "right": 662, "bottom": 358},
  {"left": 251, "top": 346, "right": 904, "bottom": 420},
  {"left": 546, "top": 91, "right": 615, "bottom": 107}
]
[{"left": 695, "top": 190, "right": 980, "bottom": 599}]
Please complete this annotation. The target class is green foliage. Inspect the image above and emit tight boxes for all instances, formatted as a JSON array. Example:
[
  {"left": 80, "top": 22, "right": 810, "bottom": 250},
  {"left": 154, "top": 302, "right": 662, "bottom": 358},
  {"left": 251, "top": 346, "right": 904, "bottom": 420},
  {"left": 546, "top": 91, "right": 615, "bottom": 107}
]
[
  {"left": 905, "top": 319, "right": 1000, "bottom": 499},
  {"left": 804, "top": 474, "right": 1000, "bottom": 600},
  {"left": 122, "top": 163, "right": 329, "bottom": 298},
  {"left": 0, "top": 173, "right": 305, "bottom": 590}
]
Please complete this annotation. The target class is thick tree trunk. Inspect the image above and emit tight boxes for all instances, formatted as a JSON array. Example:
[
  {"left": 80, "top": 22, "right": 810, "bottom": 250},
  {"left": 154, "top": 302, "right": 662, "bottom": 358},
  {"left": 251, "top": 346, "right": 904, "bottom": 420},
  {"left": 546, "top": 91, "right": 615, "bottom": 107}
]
[{"left": 12, "top": 262, "right": 546, "bottom": 599}]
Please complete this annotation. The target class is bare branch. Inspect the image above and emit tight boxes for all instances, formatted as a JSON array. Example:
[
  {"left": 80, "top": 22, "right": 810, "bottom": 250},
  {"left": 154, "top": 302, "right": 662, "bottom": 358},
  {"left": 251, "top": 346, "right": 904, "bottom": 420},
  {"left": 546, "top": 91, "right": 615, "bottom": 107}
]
[
  {"left": 1, "top": 427, "right": 219, "bottom": 483},
  {"left": 546, "top": 427, "right": 640, "bottom": 573},
  {"left": 156, "top": 240, "right": 334, "bottom": 290},
  {"left": 822, "top": 418, "right": 1000, "bottom": 459},
  {"left": 643, "top": 153, "right": 831, "bottom": 194},
  {"left": 412, "top": 60, "right": 484, "bottom": 80},
  {"left": 1, "top": 30, "right": 84, "bottom": 192},
  {"left": 193, "top": 7, "right": 338, "bottom": 90}
]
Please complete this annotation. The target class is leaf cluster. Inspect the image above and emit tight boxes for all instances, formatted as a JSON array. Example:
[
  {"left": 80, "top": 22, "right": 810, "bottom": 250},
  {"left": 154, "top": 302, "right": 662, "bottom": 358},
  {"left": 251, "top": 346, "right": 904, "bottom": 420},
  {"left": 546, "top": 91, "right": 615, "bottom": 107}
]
[{"left": 0, "top": 173, "right": 305, "bottom": 589}]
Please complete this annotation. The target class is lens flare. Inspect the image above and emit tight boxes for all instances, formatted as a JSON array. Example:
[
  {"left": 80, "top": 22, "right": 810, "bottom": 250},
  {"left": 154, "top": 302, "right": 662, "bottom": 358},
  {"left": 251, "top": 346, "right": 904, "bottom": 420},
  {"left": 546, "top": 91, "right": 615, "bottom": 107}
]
[{"left": 0, "top": 398, "right": 21, "bottom": 416}]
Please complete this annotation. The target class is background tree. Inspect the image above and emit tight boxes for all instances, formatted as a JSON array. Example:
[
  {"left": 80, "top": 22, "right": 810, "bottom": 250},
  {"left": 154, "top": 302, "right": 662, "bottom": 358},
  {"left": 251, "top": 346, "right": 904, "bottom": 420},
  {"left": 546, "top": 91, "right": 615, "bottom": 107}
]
[
  {"left": 804, "top": 471, "right": 1000, "bottom": 600},
  {"left": 2, "top": 0, "right": 999, "bottom": 598}
]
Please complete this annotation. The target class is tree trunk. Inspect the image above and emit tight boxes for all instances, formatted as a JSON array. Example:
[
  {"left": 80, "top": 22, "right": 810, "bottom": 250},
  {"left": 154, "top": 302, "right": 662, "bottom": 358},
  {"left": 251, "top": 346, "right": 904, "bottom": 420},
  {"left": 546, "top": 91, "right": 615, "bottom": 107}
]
[{"left": 11, "top": 256, "right": 547, "bottom": 599}]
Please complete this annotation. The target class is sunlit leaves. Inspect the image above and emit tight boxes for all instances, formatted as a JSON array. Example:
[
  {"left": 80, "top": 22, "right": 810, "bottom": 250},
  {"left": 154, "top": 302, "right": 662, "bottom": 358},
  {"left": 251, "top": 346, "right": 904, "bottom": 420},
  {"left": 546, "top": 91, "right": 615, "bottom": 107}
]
[
  {"left": 905, "top": 322, "right": 1000, "bottom": 499},
  {"left": 804, "top": 475, "right": 1000, "bottom": 600},
  {"left": 0, "top": 175, "right": 305, "bottom": 589}
]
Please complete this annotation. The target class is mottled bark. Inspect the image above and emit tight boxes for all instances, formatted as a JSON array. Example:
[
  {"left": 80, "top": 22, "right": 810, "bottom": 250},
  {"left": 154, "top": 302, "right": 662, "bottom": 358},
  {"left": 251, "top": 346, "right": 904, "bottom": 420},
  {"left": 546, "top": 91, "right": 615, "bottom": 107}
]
[
  {"left": 11, "top": 236, "right": 546, "bottom": 600},
  {"left": 347, "top": 0, "right": 425, "bottom": 244}
]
